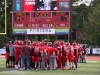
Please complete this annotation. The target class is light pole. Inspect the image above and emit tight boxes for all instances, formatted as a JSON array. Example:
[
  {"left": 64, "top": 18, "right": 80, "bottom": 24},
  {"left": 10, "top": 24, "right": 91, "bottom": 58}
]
[{"left": 0, "top": 0, "right": 7, "bottom": 35}]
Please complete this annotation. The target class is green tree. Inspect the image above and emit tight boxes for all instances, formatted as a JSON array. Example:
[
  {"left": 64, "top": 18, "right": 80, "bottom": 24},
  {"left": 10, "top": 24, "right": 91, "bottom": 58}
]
[
  {"left": 6, "top": 0, "right": 12, "bottom": 38},
  {"left": 0, "top": 0, "right": 12, "bottom": 47},
  {"left": 82, "top": 3, "right": 100, "bottom": 45},
  {"left": 0, "top": 0, "right": 5, "bottom": 32},
  {"left": 0, "top": 0, "right": 12, "bottom": 35},
  {"left": 0, "top": 35, "right": 10, "bottom": 47}
]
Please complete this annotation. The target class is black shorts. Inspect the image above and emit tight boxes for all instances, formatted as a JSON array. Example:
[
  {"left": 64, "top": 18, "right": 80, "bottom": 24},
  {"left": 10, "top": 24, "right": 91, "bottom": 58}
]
[{"left": 10, "top": 56, "right": 15, "bottom": 62}]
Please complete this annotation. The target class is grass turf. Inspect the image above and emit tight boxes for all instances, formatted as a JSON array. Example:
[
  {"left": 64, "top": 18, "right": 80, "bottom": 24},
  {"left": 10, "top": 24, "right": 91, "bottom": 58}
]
[{"left": 0, "top": 58, "right": 100, "bottom": 75}]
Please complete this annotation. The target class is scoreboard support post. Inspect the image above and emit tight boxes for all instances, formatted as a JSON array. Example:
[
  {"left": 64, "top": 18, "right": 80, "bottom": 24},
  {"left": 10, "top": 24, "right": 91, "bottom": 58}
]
[
  {"left": 69, "top": 0, "right": 72, "bottom": 44},
  {"left": 68, "top": 34, "right": 70, "bottom": 42}
]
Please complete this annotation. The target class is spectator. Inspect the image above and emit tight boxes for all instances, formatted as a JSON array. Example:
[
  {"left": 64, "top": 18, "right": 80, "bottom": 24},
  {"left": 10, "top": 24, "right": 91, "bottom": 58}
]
[
  {"left": 82, "top": 45, "right": 87, "bottom": 63},
  {"left": 19, "top": 41, "right": 30, "bottom": 70}
]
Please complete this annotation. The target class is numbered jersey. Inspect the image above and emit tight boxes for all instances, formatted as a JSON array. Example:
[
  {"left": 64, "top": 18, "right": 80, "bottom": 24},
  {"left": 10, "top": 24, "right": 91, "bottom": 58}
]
[
  {"left": 34, "top": 46, "right": 40, "bottom": 55},
  {"left": 14, "top": 45, "right": 20, "bottom": 56}
]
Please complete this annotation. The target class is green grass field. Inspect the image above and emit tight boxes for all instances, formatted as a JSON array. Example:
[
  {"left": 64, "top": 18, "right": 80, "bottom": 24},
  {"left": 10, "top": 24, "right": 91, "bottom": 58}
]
[{"left": 0, "top": 58, "right": 100, "bottom": 75}]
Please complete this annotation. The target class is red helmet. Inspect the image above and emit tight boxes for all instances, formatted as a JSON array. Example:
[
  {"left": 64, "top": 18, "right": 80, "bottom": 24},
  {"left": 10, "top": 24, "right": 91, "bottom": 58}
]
[
  {"left": 14, "top": 40, "right": 18, "bottom": 45},
  {"left": 60, "top": 41, "right": 64, "bottom": 45},
  {"left": 18, "top": 40, "right": 21, "bottom": 45},
  {"left": 36, "top": 42, "right": 40, "bottom": 46},
  {"left": 65, "top": 42, "right": 70, "bottom": 46},
  {"left": 26, "top": 40, "right": 31, "bottom": 45},
  {"left": 20, "top": 41, "right": 23, "bottom": 45},
  {"left": 40, "top": 42, "right": 45, "bottom": 46},
  {"left": 72, "top": 42, "right": 77, "bottom": 46},
  {"left": 47, "top": 42, "right": 52, "bottom": 46},
  {"left": 37, "top": 41, "right": 41, "bottom": 45},
  {"left": 32, "top": 41, "right": 36, "bottom": 45},
  {"left": 54, "top": 41, "right": 59, "bottom": 45}
]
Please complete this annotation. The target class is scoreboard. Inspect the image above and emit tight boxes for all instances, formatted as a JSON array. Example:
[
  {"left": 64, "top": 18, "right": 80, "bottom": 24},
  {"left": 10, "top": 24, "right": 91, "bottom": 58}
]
[
  {"left": 13, "top": 12, "right": 70, "bottom": 28},
  {"left": 12, "top": 0, "right": 70, "bottom": 35}
]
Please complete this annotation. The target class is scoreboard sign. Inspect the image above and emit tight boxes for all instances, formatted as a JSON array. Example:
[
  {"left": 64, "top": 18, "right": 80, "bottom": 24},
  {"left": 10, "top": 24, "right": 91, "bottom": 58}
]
[{"left": 12, "top": 0, "right": 70, "bottom": 35}]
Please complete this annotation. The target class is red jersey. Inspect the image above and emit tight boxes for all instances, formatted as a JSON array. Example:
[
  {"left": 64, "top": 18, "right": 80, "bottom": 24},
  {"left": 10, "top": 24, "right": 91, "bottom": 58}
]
[
  {"left": 49, "top": 47, "right": 58, "bottom": 56},
  {"left": 40, "top": 46, "right": 47, "bottom": 54},
  {"left": 57, "top": 45, "right": 62, "bottom": 57},
  {"left": 31, "top": 45, "right": 35, "bottom": 50},
  {"left": 34, "top": 46, "right": 40, "bottom": 55},
  {"left": 68, "top": 46, "right": 74, "bottom": 57},
  {"left": 57, "top": 46, "right": 62, "bottom": 52},
  {"left": 5, "top": 43, "right": 10, "bottom": 52},
  {"left": 78, "top": 46, "right": 83, "bottom": 54},
  {"left": 5, "top": 43, "right": 10, "bottom": 59},
  {"left": 14, "top": 45, "right": 20, "bottom": 56},
  {"left": 73, "top": 45, "right": 78, "bottom": 56},
  {"left": 66, "top": 45, "right": 71, "bottom": 53},
  {"left": 62, "top": 45, "right": 67, "bottom": 56}
]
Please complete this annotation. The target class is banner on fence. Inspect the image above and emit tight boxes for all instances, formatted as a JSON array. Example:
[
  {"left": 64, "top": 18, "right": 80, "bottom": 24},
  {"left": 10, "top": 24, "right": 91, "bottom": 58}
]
[
  {"left": 92, "top": 48, "right": 100, "bottom": 54},
  {"left": 0, "top": 48, "right": 6, "bottom": 55}
]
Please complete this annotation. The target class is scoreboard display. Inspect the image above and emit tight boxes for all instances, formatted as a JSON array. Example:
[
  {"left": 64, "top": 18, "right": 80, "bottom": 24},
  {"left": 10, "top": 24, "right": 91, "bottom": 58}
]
[
  {"left": 12, "top": 0, "right": 70, "bottom": 35},
  {"left": 13, "top": 12, "right": 70, "bottom": 28}
]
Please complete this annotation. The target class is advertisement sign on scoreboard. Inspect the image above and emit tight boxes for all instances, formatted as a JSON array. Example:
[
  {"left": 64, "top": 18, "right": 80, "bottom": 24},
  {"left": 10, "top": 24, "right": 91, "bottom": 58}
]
[
  {"left": 12, "top": 0, "right": 70, "bottom": 35},
  {"left": 13, "top": 29, "right": 69, "bottom": 35}
]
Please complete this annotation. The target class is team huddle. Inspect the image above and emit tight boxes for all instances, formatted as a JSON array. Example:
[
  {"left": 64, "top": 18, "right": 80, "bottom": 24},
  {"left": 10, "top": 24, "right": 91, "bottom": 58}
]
[{"left": 5, "top": 40, "right": 87, "bottom": 70}]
